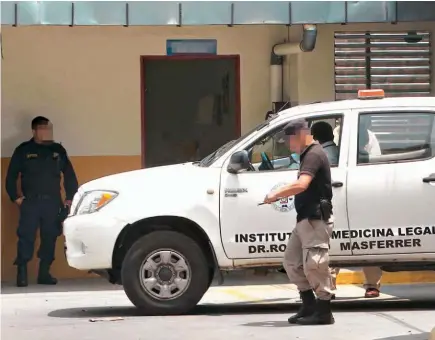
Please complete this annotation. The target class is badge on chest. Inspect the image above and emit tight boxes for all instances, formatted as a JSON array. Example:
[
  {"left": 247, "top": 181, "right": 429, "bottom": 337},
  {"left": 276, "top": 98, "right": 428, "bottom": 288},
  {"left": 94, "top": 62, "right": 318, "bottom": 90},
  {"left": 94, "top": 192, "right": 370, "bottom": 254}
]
[
  {"left": 26, "top": 153, "right": 38, "bottom": 159},
  {"left": 53, "top": 152, "right": 59, "bottom": 159}
]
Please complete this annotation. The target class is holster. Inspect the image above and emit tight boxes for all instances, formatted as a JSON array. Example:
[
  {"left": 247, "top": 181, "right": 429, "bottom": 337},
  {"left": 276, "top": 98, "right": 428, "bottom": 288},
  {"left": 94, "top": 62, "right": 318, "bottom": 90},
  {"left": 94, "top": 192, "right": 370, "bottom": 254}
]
[{"left": 319, "top": 199, "right": 333, "bottom": 221}]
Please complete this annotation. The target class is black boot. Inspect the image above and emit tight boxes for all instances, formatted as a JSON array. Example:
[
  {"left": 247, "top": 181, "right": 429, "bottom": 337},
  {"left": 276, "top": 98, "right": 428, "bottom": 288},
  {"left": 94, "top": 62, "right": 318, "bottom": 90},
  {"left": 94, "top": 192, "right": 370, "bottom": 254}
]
[
  {"left": 16, "top": 265, "right": 28, "bottom": 287},
  {"left": 288, "top": 289, "right": 316, "bottom": 324},
  {"left": 297, "top": 299, "right": 335, "bottom": 325},
  {"left": 37, "top": 262, "right": 58, "bottom": 285}
]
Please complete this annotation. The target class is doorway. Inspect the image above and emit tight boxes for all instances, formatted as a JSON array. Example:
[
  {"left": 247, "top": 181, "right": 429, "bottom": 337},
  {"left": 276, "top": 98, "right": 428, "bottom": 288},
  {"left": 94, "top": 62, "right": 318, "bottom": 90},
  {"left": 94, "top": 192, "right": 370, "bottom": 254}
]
[{"left": 141, "top": 55, "right": 241, "bottom": 168}]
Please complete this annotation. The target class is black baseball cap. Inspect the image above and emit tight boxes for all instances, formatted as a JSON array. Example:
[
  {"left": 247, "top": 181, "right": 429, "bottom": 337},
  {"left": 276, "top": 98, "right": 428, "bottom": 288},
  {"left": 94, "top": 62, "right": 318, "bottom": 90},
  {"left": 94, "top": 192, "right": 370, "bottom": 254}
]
[
  {"left": 275, "top": 119, "right": 309, "bottom": 143},
  {"left": 283, "top": 119, "right": 309, "bottom": 135}
]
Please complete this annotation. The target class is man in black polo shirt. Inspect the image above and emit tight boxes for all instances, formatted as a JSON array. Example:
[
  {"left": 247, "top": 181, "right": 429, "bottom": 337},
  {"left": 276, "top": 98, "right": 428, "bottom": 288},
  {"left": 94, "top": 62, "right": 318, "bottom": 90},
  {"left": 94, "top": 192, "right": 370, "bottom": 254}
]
[{"left": 263, "top": 119, "right": 334, "bottom": 325}]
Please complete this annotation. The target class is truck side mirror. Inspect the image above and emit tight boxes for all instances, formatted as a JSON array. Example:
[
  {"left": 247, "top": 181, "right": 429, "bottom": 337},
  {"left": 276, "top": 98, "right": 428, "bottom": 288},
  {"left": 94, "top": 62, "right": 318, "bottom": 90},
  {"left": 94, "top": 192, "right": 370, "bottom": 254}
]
[{"left": 227, "top": 150, "right": 251, "bottom": 174}]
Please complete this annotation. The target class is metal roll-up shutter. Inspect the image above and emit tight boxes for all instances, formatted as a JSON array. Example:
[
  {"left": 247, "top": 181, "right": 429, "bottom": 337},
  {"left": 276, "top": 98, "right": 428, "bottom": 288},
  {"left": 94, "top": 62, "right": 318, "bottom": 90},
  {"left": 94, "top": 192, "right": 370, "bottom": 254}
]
[{"left": 334, "top": 31, "right": 431, "bottom": 101}]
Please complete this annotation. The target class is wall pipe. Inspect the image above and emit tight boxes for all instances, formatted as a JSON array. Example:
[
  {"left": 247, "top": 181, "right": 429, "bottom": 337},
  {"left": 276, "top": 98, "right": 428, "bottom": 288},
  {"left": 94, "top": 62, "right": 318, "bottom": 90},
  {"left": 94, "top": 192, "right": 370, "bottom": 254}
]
[
  {"left": 273, "top": 24, "right": 318, "bottom": 56},
  {"left": 270, "top": 24, "right": 318, "bottom": 107},
  {"left": 270, "top": 53, "right": 283, "bottom": 104}
]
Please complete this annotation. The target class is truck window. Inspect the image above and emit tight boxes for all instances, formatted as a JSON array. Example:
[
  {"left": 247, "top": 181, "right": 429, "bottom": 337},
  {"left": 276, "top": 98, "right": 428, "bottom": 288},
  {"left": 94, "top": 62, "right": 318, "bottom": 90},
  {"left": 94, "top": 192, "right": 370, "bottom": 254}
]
[
  {"left": 199, "top": 114, "right": 279, "bottom": 167},
  {"left": 248, "top": 124, "right": 292, "bottom": 170},
  {"left": 247, "top": 114, "right": 343, "bottom": 171},
  {"left": 357, "top": 111, "right": 435, "bottom": 165},
  {"left": 308, "top": 115, "right": 343, "bottom": 167}
]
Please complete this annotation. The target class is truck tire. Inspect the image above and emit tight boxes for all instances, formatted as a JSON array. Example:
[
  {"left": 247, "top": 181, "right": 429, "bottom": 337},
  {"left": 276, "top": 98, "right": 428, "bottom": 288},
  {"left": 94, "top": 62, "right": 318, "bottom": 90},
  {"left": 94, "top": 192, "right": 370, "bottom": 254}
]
[{"left": 121, "top": 230, "right": 210, "bottom": 315}]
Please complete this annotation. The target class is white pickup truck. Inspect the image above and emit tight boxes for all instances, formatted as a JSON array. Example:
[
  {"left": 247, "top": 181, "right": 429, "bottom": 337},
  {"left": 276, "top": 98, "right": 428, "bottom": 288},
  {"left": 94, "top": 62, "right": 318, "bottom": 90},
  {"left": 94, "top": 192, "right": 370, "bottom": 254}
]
[{"left": 64, "top": 93, "right": 435, "bottom": 315}]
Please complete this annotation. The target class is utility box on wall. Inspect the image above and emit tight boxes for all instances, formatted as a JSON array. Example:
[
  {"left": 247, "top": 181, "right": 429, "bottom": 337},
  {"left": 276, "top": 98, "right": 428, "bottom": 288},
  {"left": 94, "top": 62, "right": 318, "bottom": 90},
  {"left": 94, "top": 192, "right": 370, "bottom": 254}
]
[{"left": 273, "top": 101, "right": 291, "bottom": 113}]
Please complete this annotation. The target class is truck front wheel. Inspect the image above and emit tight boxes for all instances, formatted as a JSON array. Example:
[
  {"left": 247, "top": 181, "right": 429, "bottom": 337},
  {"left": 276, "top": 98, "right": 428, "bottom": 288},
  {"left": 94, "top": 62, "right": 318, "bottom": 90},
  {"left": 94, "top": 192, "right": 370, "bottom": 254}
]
[{"left": 121, "top": 230, "right": 210, "bottom": 315}]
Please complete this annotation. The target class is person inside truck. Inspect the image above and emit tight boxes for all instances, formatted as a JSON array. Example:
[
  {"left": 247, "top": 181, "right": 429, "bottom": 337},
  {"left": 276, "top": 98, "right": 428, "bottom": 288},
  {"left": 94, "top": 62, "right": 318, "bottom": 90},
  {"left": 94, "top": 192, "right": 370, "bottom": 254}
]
[{"left": 311, "top": 121, "right": 339, "bottom": 165}]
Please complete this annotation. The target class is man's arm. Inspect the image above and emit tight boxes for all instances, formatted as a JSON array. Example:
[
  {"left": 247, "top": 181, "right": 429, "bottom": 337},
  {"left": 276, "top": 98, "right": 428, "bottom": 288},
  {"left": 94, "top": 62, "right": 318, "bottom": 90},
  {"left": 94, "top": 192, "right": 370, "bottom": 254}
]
[
  {"left": 265, "top": 151, "right": 322, "bottom": 202},
  {"left": 60, "top": 146, "right": 79, "bottom": 201},
  {"left": 266, "top": 174, "right": 314, "bottom": 201},
  {"left": 5, "top": 148, "right": 23, "bottom": 202}
]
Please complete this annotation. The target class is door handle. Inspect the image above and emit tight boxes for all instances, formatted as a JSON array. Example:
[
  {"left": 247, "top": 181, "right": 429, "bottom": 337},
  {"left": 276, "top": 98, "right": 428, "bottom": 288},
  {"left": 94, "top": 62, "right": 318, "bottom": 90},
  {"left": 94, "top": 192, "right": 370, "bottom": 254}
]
[
  {"left": 422, "top": 173, "right": 435, "bottom": 183},
  {"left": 332, "top": 181, "right": 343, "bottom": 188}
]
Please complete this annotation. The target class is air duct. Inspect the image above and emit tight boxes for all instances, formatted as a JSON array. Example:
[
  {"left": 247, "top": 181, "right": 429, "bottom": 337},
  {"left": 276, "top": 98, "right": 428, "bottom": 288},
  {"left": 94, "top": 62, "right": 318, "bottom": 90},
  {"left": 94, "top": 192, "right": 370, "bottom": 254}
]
[
  {"left": 270, "top": 52, "right": 283, "bottom": 104},
  {"left": 269, "top": 25, "right": 318, "bottom": 110},
  {"left": 272, "top": 24, "right": 318, "bottom": 56}
]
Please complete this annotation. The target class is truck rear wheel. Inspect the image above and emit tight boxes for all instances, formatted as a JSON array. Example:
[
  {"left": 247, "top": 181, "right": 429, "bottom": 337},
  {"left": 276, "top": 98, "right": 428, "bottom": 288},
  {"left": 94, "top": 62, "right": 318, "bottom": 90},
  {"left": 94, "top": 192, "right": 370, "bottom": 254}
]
[{"left": 121, "top": 230, "right": 210, "bottom": 315}]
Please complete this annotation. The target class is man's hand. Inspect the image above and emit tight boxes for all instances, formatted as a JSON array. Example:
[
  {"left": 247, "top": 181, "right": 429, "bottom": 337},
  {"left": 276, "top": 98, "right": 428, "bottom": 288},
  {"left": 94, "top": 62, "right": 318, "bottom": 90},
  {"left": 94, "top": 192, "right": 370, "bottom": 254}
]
[
  {"left": 263, "top": 192, "right": 279, "bottom": 204},
  {"left": 15, "top": 197, "right": 25, "bottom": 206},
  {"left": 64, "top": 200, "right": 72, "bottom": 207}
]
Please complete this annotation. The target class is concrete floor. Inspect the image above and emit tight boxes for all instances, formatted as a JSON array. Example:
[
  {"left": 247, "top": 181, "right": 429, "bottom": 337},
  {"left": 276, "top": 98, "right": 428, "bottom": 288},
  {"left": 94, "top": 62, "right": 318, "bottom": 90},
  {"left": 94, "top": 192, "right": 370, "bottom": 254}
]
[{"left": 2, "top": 278, "right": 435, "bottom": 340}]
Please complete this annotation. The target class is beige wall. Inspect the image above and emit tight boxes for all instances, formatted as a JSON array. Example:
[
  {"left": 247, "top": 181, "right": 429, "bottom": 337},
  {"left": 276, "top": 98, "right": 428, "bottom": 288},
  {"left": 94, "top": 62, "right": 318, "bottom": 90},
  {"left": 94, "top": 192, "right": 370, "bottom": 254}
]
[
  {"left": 1, "top": 25, "right": 289, "bottom": 158},
  {"left": 0, "top": 24, "right": 289, "bottom": 281},
  {"left": 3, "top": 23, "right": 434, "bottom": 158},
  {"left": 285, "top": 22, "right": 435, "bottom": 105}
]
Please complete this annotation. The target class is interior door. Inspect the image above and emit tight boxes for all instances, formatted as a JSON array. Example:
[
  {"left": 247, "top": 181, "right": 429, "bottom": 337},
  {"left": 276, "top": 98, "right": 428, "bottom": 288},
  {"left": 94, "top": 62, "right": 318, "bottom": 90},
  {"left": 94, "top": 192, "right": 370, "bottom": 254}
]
[
  {"left": 346, "top": 108, "right": 435, "bottom": 256},
  {"left": 219, "top": 113, "right": 351, "bottom": 261},
  {"left": 143, "top": 58, "right": 238, "bottom": 167}
]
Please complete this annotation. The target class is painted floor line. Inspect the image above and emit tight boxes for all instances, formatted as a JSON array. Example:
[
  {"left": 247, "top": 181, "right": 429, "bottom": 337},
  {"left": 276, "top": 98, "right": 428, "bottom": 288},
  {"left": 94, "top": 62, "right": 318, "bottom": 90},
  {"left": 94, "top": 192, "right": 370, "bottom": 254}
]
[
  {"left": 337, "top": 271, "right": 435, "bottom": 285},
  {"left": 219, "top": 285, "right": 294, "bottom": 304},
  {"left": 219, "top": 288, "right": 265, "bottom": 303}
]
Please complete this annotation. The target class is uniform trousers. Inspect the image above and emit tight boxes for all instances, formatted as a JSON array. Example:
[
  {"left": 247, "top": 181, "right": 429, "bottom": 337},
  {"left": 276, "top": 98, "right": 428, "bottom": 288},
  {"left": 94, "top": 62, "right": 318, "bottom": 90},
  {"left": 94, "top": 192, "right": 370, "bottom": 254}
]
[
  {"left": 14, "top": 197, "right": 60, "bottom": 266},
  {"left": 283, "top": 218, "right": 334, "bottom": 300}
]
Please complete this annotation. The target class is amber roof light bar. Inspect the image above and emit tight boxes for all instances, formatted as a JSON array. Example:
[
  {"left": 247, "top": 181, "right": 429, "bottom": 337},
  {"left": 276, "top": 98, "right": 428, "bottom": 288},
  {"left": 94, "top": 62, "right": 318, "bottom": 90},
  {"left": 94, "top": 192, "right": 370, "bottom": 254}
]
[{"left": 358, "top": 89, "right": 385, "bottom": 100}]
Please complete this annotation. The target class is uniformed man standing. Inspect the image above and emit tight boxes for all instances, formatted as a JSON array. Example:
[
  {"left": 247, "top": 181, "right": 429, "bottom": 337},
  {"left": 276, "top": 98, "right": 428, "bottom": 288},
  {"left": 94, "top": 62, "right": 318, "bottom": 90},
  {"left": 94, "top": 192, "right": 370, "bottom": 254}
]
[
  {"left": 263, "top": 119, "right": 335, "bottom": 325},
  {"left": 6, "top": 116, "right": 79, "bottom": 287}
]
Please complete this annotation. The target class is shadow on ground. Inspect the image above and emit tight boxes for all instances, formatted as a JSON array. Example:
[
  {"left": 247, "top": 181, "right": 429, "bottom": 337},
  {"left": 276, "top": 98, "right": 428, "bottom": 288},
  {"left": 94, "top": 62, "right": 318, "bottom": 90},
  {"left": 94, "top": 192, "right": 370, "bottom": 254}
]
[
  {"left": 47, "top": 299, "right": 435, "bottom": 319},
  {"left": 1, "top": 278, "right": 122, "bottom": 294},
  {"left": 241, "top": 309, "right": 433, "bottom": 334}
]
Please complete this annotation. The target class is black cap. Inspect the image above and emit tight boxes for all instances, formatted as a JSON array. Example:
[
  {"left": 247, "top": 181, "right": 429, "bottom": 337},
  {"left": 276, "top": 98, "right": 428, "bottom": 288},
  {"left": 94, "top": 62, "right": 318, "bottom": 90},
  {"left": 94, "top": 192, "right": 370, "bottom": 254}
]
[{"left": 283, "top": 119, "right": 309, "bottom": 135}]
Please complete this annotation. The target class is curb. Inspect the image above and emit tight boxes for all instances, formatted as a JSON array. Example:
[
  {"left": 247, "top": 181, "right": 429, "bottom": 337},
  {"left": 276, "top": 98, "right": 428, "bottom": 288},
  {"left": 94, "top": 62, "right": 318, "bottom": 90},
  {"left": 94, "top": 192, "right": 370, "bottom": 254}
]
[{"left": 337, "top": 270, "right": 435, "bottom": 285}]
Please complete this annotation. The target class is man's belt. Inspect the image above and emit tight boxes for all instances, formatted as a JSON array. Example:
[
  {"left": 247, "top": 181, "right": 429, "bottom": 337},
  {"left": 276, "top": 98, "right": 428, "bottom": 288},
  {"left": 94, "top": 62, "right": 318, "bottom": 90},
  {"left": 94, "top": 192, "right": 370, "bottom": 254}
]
[{"left": 25, "top": 194, "right": 59, "bottom": 200}]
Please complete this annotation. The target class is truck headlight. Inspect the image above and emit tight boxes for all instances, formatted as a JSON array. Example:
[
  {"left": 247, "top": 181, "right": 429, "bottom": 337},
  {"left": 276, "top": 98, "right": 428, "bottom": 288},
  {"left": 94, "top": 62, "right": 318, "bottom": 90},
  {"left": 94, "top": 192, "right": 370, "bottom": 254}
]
[{"left": 74, "top": 190, "right": 118, "bottom": 215}]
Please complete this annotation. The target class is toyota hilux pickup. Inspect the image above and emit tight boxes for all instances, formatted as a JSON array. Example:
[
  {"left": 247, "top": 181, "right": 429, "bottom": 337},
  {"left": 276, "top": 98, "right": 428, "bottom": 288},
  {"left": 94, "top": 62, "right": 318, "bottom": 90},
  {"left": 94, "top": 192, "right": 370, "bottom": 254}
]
[{"left": 64, "top": 90, "right": 435, "bottom": 315}]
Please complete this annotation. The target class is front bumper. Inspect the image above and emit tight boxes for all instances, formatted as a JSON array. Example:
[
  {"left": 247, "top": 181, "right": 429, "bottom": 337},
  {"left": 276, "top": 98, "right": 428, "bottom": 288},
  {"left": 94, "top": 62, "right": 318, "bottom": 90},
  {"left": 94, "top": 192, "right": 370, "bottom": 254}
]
[{"left": 63, "top": 213, "right": 126, "bottom": 271}]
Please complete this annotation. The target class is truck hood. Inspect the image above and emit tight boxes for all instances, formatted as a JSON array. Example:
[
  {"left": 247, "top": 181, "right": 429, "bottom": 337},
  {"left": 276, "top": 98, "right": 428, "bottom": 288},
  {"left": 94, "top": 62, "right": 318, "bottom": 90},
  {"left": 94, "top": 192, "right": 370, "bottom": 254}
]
[
  {"left": 80, "top": 162, "right": 202, "bottom": 193},
  {"left": 78, "top": 162, "right": 222, "bottom": 224}
]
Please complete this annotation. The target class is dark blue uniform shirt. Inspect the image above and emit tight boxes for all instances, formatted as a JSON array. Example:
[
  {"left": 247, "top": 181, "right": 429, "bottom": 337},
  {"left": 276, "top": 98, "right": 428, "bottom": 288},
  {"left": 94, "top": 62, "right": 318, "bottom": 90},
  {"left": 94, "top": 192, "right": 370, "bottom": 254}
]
[{"left": 5, "top": 139, "right": 79, "bottom": 202}]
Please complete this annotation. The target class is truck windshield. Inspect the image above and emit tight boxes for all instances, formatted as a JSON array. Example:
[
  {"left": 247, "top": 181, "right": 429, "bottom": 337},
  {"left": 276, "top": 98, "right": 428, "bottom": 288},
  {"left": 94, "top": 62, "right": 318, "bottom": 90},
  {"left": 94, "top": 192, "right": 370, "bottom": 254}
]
[{"left": 198, "top": 115, "right": 278, "bottom": 167}]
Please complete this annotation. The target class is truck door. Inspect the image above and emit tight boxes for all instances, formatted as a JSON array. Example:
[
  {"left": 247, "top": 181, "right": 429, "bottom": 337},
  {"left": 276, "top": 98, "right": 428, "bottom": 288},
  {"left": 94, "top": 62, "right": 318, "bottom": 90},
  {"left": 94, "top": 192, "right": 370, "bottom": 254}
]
[
  {"left": 219, "top": 112, "right": 351, "bottom": 261},
  {"left": 346, "top": 108, "right": 435, "bottom": 256}
]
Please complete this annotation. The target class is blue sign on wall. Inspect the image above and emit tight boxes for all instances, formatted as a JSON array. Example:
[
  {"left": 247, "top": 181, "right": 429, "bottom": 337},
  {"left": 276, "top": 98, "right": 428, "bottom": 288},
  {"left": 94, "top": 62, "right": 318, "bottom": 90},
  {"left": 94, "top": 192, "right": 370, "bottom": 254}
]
[{"left": 166, "top": 39, "right": 217, "bottom": 56}]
